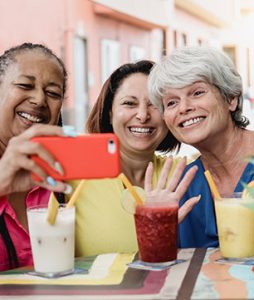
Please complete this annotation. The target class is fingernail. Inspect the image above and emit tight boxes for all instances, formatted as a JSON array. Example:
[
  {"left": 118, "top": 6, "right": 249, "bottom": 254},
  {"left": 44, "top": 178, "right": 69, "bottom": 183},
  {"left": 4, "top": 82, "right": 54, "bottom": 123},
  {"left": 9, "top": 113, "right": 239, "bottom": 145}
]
[
  {"left": 47, "top": 176, "right": 56, "bottom": 187},
  {"left": 54, "top": 161, "right": 64, "bottom": 175},
  {"left": 63, "top": 125, "right": 77, "bottom": 137},
  {"left": 196, "top": 195, "right": 201, "bottom": 201},
  {"left": 64, "top": 184, "right": 73, "bottom": 194}
]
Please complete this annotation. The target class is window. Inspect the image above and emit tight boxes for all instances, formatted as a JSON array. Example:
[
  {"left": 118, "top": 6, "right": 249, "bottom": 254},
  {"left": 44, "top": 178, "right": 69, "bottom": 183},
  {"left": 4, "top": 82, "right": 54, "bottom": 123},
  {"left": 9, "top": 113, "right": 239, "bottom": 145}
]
[
  {"left": 130, "top": 46, "right": 145, "bottom": 62},
  {"left": 180, "top": 33, "right": 187, "bottom": 46},
  {"left": 223, "top": 46, "right": 236, "bottom": 66},
  {"left": 173, "top": 30, "right": 177, "bottom": 48},
  {"left": 101, "top": 39, "right": 120, "bottom": 84},
  {"left": 198, "top": 39, "right": 202, "bottom": 46},
  {"left": 73, "top": 37, "right": 89, "bottom": 132}
]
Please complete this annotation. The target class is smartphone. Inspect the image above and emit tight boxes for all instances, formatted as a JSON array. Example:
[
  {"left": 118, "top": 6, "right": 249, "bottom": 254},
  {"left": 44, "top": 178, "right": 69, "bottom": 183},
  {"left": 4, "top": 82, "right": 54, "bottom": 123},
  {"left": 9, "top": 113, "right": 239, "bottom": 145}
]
[{"left": 31, "top": 133, "right": 120, "bottom": 181}]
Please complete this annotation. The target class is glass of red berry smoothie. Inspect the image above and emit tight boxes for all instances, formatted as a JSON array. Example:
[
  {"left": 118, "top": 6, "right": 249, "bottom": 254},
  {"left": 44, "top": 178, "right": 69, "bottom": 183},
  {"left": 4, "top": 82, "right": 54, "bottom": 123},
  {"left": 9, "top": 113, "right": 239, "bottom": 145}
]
[
  {"left": 121, "top": 186, "right": 178, "bottom": 263},
  {"left": 134, "top": 201, "right": 178, "bottom": 263}
]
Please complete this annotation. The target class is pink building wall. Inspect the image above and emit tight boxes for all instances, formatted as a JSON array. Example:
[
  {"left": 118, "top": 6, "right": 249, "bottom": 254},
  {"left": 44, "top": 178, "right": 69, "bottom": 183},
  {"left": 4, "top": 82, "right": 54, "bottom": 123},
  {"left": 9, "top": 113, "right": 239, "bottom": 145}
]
[
  {"left": 69, "top": 0, "right": 153, "bottom": 104},
  {"left": 0, "top": 0, "right": 160, "bottom": 129},
  {"left": 0, "top": 0, "right": 65, "bottom": 54}
]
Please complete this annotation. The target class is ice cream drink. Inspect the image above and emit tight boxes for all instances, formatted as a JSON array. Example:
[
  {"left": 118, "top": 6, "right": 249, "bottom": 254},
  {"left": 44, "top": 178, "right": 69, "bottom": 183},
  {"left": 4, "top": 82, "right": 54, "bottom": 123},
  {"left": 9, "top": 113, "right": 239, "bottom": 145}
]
[
  {"left": 134, "top": 202, "right": 178, "bottom": 263},
  {"left": 215, "top": 194, "right": 254, "bottom": 258},
  {"left": 27, "top": 205, "right": 75, "bottom": 275}
]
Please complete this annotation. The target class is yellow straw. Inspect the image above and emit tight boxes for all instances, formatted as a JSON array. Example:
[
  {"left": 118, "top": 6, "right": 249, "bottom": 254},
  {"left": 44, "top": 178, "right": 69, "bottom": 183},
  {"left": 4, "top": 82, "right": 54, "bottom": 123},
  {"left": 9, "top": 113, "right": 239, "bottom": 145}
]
[
  {"left": 204, "top": 170, "right": 221, "bottom": 200},
  {"left": 118, "top": 173, "right": 143, "bottom": 205},
  {"left": 66, "top": 180, "right": 85, "bottom": 208},
  {"left": 47, "top": 192, "right": 59, "bottom": 225}
]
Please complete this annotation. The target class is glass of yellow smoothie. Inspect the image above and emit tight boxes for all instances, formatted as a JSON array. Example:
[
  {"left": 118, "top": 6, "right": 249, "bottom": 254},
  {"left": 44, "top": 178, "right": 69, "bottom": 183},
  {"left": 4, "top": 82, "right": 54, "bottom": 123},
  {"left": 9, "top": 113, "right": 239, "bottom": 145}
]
[{"left": 215, "top": 192, "right": 254, "bottom": 258}]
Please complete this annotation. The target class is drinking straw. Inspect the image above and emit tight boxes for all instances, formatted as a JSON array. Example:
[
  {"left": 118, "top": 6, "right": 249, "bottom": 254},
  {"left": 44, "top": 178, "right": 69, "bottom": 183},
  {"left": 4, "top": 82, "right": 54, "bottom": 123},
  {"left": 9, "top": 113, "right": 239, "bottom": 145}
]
[
  {"left": 47, "top": 192, "right": 59, "bottom": 225},
  {"left": 118, "top": 173, "right": 143, "bottom": 205},
  {"left": 204, "top": 170, "right": 221, "bottom": 200},
  {"left": 66, "top": 180, "right": 85, "bottom": 208}
]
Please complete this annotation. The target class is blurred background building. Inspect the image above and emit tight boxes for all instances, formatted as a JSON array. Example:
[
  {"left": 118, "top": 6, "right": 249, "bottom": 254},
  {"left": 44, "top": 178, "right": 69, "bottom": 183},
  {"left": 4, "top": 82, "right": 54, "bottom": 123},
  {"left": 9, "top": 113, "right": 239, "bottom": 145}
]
[{"left": 0, "top": 0, "right": 253, "bottom": 154}]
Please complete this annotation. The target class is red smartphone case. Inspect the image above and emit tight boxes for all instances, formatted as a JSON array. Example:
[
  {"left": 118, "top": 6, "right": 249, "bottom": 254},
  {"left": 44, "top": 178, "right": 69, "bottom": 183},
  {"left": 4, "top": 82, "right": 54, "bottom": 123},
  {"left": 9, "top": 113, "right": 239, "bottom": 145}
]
[{"left": 31, "top": 133, "right": 120, "bottom": 181}]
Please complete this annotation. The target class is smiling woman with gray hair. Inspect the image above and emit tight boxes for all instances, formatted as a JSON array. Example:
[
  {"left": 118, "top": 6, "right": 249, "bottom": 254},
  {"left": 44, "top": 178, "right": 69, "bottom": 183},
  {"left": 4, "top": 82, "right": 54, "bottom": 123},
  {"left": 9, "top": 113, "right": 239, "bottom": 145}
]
[{"left": 148, "top": 46, "right": 254, "bottom": 248}]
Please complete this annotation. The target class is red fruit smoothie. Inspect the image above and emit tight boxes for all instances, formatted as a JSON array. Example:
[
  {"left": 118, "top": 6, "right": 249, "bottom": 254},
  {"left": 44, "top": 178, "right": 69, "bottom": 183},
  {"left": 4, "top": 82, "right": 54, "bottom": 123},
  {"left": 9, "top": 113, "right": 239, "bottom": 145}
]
[{"left": 134, "top": 203, "right": 178, "bottom": 263}]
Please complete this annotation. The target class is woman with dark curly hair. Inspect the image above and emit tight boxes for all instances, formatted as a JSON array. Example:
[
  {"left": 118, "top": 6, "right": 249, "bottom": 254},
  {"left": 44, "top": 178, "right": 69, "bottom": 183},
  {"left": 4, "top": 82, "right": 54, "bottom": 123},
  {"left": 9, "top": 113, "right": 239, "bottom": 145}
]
[{"left": 0, "top": 42, "right": 75, "bottom": 271}]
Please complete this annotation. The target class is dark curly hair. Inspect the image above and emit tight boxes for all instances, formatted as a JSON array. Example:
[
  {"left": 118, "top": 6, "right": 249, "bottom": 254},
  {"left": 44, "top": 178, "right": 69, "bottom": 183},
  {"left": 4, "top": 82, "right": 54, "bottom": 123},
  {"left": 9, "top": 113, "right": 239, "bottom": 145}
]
[{"left": 0, "top": 42, "right": 67, "bottom": 95}]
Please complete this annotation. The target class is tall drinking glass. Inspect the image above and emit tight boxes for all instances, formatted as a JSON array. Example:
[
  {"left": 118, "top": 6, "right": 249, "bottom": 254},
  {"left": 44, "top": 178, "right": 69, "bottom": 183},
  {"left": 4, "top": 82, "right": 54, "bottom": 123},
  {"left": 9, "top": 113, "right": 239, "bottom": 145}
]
[
  {"left": 27, "top": 204, "right": 75, "bottom": 277},
  {"left": 122, "top": 187, "right": 178, "bottom": 263},
  {"left": 215, "top": 192, "right": 254, "bottom": 258}
]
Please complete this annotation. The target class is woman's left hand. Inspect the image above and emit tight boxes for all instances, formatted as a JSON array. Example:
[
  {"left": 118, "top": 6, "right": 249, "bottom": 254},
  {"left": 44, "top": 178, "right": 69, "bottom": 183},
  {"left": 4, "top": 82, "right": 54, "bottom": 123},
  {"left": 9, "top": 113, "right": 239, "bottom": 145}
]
[{"left": 144, "top": 156, "right": 200, "bottom": 223}]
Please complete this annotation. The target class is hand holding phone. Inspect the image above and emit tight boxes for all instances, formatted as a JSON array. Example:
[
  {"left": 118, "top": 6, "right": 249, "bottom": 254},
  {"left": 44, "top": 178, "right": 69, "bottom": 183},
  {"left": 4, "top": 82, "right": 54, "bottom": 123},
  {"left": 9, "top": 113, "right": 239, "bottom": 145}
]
[{"left": 31, "top": 133, "right": 120, "bottom": 181}]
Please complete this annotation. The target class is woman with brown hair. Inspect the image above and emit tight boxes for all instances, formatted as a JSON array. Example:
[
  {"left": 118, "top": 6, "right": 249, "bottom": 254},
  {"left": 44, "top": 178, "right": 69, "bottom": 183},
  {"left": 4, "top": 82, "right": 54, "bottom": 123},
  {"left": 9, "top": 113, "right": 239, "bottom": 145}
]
[{"left": 73, "top": 60, "right": 199, "bottom": 257}]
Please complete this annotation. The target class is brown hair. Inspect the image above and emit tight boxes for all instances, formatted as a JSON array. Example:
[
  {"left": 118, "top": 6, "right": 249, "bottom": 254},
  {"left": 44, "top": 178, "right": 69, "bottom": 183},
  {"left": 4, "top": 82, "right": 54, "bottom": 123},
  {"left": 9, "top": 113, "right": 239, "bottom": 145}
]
[{"left": 86, "top": 60, "right": 180, "bottom": 153}]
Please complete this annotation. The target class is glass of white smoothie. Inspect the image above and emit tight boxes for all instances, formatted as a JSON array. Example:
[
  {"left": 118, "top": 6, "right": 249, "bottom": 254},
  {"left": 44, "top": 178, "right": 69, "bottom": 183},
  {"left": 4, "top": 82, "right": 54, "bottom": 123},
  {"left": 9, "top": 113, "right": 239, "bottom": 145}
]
[{"left": 27, "top": 204, "right": 75, "bottom": 278}]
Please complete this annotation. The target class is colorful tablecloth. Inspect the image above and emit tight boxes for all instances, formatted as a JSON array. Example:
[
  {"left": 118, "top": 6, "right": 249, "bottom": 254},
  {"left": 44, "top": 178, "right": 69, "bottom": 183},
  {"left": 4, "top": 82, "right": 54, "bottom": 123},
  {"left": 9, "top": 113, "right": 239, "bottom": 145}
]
[
  {"left": 2, "top": 249, "right": 253, "bottom": 299},
  {"left": 0, "top": 252, "right": 169, "bottom": 299}
]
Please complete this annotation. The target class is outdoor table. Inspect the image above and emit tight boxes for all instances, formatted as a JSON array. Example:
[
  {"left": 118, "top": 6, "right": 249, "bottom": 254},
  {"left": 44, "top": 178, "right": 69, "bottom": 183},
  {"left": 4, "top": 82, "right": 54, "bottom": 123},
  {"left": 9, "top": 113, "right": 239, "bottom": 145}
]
[{"left": 0, "top": 248, "right": 253, "bottom": 300}]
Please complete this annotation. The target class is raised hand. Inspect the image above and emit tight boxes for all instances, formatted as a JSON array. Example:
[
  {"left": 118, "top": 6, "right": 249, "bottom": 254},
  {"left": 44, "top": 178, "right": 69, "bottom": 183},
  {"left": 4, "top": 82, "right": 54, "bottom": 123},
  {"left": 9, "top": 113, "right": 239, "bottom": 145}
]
[{"left": 144, "top": 156, "right": 200, "bottom": 223}]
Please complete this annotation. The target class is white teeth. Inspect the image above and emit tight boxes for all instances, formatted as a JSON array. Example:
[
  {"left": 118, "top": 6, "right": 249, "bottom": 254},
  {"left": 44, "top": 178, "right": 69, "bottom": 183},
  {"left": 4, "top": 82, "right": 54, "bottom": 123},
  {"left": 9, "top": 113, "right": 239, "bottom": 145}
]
[
  {"left": 182, "top": 117, "right": 204, "bottom": 127},
  {"left": 130, "top": 127, "right": 152, "bottom": 133},
  {"left": 19, "top": 112, "right": 42, "bottom": 123}
]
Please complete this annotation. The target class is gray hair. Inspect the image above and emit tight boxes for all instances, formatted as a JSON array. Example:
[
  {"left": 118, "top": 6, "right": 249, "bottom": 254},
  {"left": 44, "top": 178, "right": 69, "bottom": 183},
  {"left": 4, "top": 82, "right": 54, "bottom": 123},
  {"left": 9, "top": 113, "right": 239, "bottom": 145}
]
[{"left": 148, "top": 46, "right": 249, "bottom": 128}]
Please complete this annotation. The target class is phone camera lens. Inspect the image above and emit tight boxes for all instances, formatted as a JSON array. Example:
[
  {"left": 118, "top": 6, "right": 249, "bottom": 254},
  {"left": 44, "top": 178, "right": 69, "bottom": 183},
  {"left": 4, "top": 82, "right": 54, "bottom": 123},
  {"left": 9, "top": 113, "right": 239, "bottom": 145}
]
[{"left": 108, "top": 139, "right": 116, "bottom": 154}]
